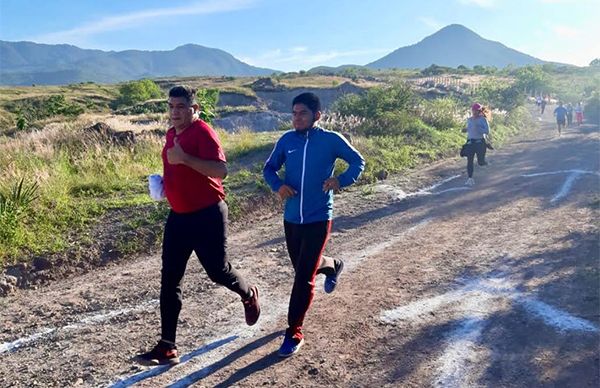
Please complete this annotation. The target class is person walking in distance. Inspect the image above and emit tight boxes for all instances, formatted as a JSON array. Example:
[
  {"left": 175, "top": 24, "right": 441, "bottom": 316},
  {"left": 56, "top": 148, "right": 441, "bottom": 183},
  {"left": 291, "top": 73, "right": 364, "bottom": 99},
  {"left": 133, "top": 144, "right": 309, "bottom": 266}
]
[
  {"left": 540, "top": 97, "right": 547, "bottom": 115},
  {"left": 575, "top": 102, "right": 584, "bottom": 126},
  {"left": 462, "top": 103, "right": 491, "bottom": 186},
  {"left": 566, "top": 103, "right": 574, "bottom": 127},
  {"left": 263, "top": 92, "right": 365, "bottom": 357},
  {"left": 136, "top": 85, "right": 260, "bottom": 366},
  {"left": 553, "top": 102, "right": 568, "bottom": 136}
]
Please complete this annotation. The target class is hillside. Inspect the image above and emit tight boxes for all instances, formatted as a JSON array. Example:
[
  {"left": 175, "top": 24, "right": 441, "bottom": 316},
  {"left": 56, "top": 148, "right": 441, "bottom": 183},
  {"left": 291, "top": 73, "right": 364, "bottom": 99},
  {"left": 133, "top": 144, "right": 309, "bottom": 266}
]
[{"left": 0, "top": 41, "right": 277, "bottom": 85}]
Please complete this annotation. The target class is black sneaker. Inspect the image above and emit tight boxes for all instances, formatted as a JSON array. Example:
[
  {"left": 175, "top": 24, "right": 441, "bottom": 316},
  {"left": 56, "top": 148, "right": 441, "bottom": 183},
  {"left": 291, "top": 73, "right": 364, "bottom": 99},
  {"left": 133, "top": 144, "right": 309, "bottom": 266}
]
[
  {"left": 135, "top": 340, "right": 180, "bottom": 366},
  {"left": 324, "top": 259, "right": 345, "bottom": 294},
  {"left": 242, "top": 285, "right": 260, "bottom": 326}
]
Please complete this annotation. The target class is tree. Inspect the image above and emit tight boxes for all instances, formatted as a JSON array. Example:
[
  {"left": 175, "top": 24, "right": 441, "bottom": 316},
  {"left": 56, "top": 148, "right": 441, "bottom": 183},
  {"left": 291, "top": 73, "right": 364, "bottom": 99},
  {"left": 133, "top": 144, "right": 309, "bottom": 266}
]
[
  {"left": 457, "top": 65, "right": 470, "bottom": 72},
  {"left": 514, "top": 66, "right": 549, "bottom": 95},
  {"left": 474, "top": 79, "right": 525, "bottom": 111},
  {"left": 473, "top": 65, "right": 486, "bottom": 74},
  {"left": 117, "top": 79, "right": 163, "bottom": 107},
  {"left": 590, "top": 58, "right": 600, "bottom": 67},
  {"left": 421, "top": 64, "right": 449, "bottom": 76}
]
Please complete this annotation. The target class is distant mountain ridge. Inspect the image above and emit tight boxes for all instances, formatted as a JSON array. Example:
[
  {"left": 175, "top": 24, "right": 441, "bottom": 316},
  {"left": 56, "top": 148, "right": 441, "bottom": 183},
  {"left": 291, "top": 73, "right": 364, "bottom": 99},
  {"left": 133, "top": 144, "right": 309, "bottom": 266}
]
[
  {"left": 367, "top": 24, "right": 548, "bottom": 69},
  {"left": 0, "top": 24, "right": 563, "bottom": 86},
  {"left": 0, "top": 41, "right": 276, "bottom": 85}
]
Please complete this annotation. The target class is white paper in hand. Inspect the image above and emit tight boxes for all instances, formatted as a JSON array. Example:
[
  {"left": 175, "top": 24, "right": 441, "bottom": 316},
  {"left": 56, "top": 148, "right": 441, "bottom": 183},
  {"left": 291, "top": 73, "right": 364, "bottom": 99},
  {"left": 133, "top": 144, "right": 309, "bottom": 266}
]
[{"left": 148, "top": 174, "right": 165, "bottom": 201}]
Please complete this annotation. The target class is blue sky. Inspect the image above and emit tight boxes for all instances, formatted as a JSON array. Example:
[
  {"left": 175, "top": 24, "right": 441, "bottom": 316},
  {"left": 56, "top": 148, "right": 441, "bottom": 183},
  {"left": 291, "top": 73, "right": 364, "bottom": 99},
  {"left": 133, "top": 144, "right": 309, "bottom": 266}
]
[{"left": 1, "top": 0, "right": 598, "bottom": 71}]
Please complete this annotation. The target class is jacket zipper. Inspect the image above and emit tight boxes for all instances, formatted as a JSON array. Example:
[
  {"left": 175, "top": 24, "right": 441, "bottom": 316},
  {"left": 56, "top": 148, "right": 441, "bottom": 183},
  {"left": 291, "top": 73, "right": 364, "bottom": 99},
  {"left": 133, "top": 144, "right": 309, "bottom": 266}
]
[{"left": 299, "top": 134, "right": 309, "bottom": 223}]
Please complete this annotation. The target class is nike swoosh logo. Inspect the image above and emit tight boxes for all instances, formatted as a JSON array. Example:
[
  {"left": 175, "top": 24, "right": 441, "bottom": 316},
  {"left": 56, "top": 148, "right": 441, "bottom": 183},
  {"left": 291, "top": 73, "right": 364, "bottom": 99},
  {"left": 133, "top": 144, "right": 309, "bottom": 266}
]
[{"left": 287, "top": 149, "right": 297, "bottom": 154}]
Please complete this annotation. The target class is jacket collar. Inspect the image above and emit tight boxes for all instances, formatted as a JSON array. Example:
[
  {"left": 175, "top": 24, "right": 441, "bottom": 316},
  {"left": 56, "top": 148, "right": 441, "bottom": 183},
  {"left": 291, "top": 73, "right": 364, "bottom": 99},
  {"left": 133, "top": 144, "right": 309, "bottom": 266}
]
[{"left": 295, "top": 126, "right": 321, "bottom": 137}]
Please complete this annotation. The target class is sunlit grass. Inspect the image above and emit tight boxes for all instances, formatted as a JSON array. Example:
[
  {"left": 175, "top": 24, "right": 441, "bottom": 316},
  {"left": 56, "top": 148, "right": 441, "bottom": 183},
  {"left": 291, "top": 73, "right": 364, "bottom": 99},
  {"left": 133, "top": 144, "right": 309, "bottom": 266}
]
[
  {"left": 0, "top": 74, "right": 538, "bottom": 268},
  {"left": 0, "top": 118, "right": 283, "bottom": 264}
]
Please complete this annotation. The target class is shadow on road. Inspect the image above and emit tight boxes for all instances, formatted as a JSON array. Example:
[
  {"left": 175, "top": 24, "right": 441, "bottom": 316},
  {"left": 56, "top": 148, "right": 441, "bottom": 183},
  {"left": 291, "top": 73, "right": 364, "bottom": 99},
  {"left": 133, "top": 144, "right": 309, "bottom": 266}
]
[
  {"left": 166, "top": 330, "right": 284, "bottom": 387},
  {"left": 380, "top": 228, "right": 599, "bottom": 387}
]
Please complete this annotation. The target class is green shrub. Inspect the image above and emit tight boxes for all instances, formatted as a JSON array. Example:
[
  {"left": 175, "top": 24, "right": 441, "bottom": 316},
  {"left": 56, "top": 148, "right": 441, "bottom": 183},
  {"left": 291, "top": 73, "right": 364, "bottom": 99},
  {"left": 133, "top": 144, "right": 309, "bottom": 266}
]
[
  {"left": 332, "top": 82, "right": 417, "bottom": 119},
  {"left": 117, "top": 99, "right": 167, "bottom": 115},
  {"left": 419, "top": 97, "right": 463, "bottom": 130},
  {"left": 584, "top": 94, "right": 600, "bottom": 126},
  {"left": 115, "top": 79, "right": 163, "bottom": 107},
  {"left": 357, "top": 111, "right": 424, "bottom": 137},
  {"left": 46, "top": 95, "right": 84, "bottom": 116},
  {"left": 6, "top": 95, "right": 85, "bottom": 123},
  {"left": 16, "top": 113, "right": 27, "bottom": 131},
  {"left": 197, "top": 88, "right": 219, "bottom": 124}
]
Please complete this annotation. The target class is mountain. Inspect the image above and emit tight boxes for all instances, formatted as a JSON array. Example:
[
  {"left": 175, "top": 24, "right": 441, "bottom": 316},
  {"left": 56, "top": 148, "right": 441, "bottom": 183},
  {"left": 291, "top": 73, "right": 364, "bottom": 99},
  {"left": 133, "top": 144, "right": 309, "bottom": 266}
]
[
  {"left": 0, "top": 41, "right": 277, "bottom": 85},
  {"left": 367, "top": 24, "right": 547, "bottom": 69}
]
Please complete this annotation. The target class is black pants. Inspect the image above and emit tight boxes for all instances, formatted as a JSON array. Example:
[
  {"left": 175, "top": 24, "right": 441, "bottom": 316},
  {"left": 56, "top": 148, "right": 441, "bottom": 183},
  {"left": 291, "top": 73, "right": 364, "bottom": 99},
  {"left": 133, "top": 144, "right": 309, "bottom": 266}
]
[
  {"left": 284, "top": 220, "right": 334, "bottom": 335},
  {"left": 160, "top": 201, "right": 251, "bottom": 343},
  {"left": 466, "top": 141, "right": 487, "bottom": 178}
]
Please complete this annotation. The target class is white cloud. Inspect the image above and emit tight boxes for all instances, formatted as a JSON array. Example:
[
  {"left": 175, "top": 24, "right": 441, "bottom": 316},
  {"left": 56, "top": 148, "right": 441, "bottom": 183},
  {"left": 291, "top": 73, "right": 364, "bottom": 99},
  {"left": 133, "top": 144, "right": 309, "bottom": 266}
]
[
  {"left": 419, "top": 17, "right": 443, "bottom": 30},
  {"left": 31, "top": 0, "right": 256, "bottom": 44},
  {"left": 240, "top": 47, "right": 392, "bottom": 71},
  {"left": 457, "top": 0, "right": 496, "bottom": 8},
  {"left": 290, "top": 47, "right": 308, "bottom": 53}
]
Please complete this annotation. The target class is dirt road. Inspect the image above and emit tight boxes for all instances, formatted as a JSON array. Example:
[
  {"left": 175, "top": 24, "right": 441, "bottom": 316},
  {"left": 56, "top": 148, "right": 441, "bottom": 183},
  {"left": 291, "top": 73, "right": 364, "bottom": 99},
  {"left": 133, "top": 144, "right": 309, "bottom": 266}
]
[{"left": 1, "top": 109, "right": 598, "bottom": 387}]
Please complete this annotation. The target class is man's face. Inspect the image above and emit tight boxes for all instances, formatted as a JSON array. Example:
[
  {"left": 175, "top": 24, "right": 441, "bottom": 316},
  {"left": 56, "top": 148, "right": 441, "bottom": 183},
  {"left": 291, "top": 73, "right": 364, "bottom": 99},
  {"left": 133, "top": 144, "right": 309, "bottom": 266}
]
[
  {"left": 292, "top": 103, "right": 319, "bottom": 131},
  {"left": 168, "top": 96, "right": 196, "bottom": 129}
]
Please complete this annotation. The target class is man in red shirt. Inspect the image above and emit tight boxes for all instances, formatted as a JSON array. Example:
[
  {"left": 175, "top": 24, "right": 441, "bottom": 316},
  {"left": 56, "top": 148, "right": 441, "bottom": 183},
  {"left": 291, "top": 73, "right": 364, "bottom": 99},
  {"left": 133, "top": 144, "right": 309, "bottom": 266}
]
[{"left": 137, "top": 85, "right": 260, "bottom": 366}]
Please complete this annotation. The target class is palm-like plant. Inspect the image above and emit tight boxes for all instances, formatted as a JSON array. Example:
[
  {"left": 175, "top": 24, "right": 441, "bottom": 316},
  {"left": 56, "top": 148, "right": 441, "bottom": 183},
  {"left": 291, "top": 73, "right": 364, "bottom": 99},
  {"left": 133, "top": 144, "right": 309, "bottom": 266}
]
[{"left": 0, "top": 178, "right": 39, "bottom": 244}]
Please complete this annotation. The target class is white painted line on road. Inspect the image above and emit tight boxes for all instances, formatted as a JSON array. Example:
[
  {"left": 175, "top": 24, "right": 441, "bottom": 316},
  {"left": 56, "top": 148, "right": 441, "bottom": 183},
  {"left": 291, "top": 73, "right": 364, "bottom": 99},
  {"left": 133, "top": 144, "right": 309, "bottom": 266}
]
[
  {"left": 109, "top": 219, "right": 435, "bottom": 386},
  {"left": 433, "top": 187, "right": 471, "bottom": 195},
  {"left": 427, "top": 175, "right": 463, "bottom": 191},
  {"left": 380, "top": 276, "right": 516, "bottom": 324},
  {"left": 550, "top": 171, "right": 581, "bottom": 203},
  {"left": 345, "top": 218, "right": 432, "bottom": 273},
  {"left": 522, "top": 169, "right": 599, "bottom": 203},
  {"left": 381, "top": 288, "right": 464, "bottom": 323},
  {"left": 520, "top": 298, "right": 599, "bottom": 332},
  {"left": 522, "top": 169, "right": 599, "bottom": 178},
  {"left": 377, "top": 175, "right": 464, "bottom": 201},
  {"left": 0, "top": 299, "right": 159, "bottom": 354},
  {"left": 435, "top": 317, "right": 487, "bottom": 388},
  {"left": 0, "top": 328, "right": 56, "bottom": 354},
  {"left": 380, "top": 275, "right": 598, "bottom": 331},
  {"left": 380, "top": 274, "right": 598, "bottom": 388},
  {"left": 109, "top": 335, "right": 239, "bottom": 388},
  {"left": 3, "top": 215, "right": 431, "bottom": 357}
]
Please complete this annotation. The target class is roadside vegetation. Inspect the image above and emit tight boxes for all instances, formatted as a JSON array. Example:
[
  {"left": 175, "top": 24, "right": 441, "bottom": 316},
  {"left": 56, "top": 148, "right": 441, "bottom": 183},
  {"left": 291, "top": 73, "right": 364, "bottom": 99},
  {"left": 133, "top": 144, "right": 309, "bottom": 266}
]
[{"left": 0, "top": 65, "right": 597, "bottom": 272}]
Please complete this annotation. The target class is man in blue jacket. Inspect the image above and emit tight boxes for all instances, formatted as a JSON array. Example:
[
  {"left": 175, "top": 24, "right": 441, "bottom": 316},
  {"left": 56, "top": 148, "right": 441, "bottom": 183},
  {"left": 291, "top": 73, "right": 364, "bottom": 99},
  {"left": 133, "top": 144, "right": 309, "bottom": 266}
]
[{"left": 263, "top": 92, "right": 365, "bottom": 357}]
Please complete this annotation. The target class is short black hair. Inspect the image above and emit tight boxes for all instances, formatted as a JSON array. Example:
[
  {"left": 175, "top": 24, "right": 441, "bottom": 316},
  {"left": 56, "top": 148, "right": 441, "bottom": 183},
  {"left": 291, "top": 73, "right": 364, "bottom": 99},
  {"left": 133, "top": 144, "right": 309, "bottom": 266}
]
[
  {"left": 168, "top": 85, "right": 197, "bottom": 105},
  {"left": 292, "top": 92, "right": 321, "bottom": 114}
]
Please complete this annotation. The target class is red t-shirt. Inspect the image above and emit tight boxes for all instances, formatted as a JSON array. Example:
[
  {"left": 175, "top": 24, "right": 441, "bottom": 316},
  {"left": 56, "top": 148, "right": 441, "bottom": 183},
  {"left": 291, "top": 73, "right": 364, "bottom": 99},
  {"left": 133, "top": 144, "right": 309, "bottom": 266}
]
[{"left": 162, "top": 119, "right": 226, "bottom": 213}]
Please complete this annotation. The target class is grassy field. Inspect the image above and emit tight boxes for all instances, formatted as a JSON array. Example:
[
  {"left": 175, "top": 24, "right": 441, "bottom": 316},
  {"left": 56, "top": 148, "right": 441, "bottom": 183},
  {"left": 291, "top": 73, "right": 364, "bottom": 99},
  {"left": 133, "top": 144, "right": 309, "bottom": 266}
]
[
  {"left": 0, "top": 83, "right": 119, "bottom": 132},
  {"left": 0, "top": 69, "right": 570, "bottom": 269},
  {"left": 0, "top": 112, "right": 286, "bottom": 264}
]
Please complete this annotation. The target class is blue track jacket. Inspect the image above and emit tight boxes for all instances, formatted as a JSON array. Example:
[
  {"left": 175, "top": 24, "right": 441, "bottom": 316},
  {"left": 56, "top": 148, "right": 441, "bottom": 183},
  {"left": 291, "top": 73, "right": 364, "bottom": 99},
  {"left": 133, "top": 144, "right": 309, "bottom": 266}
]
[{"left": 263, "top": 127, "right": 365, "bottom": 224}]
